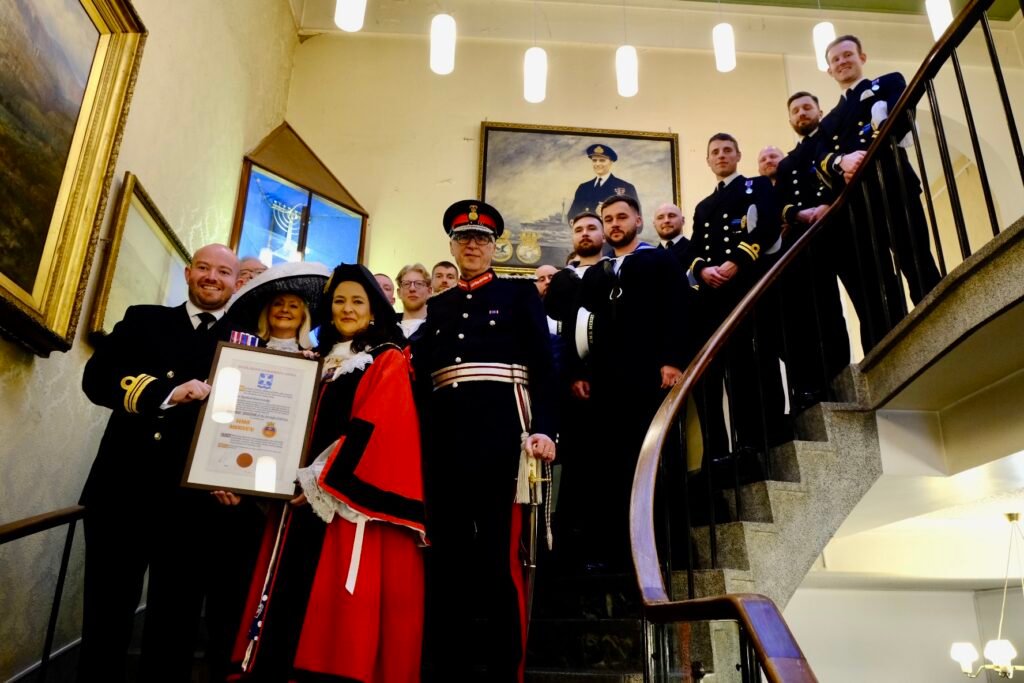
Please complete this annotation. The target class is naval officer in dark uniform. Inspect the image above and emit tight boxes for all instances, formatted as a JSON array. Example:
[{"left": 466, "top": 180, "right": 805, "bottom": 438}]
[
  {"left": 78, "top": 244, "right": 243, "bottom": 682},
  {"left": 653, "top": 201, "right": 691, "bottom": 262},
  {"left": 414, "top": 200, "right": 557, "bottom": 682},
  {"left": 774, "top": 91, "right": 851, "bottom": 409},
  {"left": 567, "top": 195, "right": 689, "bottom": 567},
  {"left": 817, "top": 34, "right": 941, "bottom": 348},
  {"left": 687, "top": 133, "right": 786, "bottom": 462},
  {"left": 567, "top": 144, "right": 638, "bottom": 221}
]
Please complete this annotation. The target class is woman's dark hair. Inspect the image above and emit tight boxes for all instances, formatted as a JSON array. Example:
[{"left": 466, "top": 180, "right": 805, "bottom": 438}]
[{"left": 315, "top": 264, "right": 404, "bottom": 354}]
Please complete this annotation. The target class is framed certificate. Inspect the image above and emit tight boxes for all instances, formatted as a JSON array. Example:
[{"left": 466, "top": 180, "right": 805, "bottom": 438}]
[{"left": 183, "top": 343, "right": 322, "bottom": 499}]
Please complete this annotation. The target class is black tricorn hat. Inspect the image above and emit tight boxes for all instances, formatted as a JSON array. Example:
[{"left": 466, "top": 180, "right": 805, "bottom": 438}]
[
  {"left": 442, "top": 199, "right": 504, "bottom": 239},
  {"left": 317, "top": 263, "right": 396, "bottom": 331}
]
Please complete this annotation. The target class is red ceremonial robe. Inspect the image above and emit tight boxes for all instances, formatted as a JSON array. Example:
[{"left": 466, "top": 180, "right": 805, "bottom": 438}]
[{"left": 230, "top": 344, "right": 426, "bottom": 683}]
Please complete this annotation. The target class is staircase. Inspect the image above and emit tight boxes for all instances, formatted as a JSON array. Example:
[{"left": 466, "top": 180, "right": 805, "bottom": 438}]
[{"left": 525, "top": 366, "right": 883, "bottom": 681}]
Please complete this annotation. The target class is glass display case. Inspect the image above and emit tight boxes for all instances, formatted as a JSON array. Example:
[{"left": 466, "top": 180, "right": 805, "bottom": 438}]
[{"left": 230, "top": 123, "right": 367, "bottom": 269}]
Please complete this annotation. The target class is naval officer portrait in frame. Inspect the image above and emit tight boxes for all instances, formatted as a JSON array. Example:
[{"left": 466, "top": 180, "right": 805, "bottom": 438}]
[
  {"left": 567, "top": 143, "right": 638, "bottom": 221},
  {"left": 479, "top": 122, "right": 680, "bottom": 275}
]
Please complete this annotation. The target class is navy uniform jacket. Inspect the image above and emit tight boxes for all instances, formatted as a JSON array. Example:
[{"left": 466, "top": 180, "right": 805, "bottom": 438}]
[
  {"left": 567, "top": 174, "right": 638, "bottom": 221},
  {"left": 816, "top": 73, "right": 919, "bottom": 191},
  {"left": 571, "top": 245, "right": 689, "bottom": 392},
  {"left": 687, "top": 175, "right": 781, "bottom": 292},
  {"left": 81, "top": 304, "right": 219, "bottom": 507},
  {"left": 660, "top": 236, "right": 692, "bottom": 264},
  {"left": 413, "top": 270, "right": 557, "bottom": 447},
  {"left": 776, "top": 133, "right": 834, "bottom": 229}
]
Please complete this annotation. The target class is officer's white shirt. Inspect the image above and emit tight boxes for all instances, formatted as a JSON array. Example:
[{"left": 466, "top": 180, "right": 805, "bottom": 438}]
[{"left": 161, "top": 301, "right": 226, "bottom": 408}]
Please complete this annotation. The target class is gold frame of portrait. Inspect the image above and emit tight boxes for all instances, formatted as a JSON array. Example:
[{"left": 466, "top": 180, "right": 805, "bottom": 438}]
[
  {"left": 478, "top": 121, "right": 681, "bottom": 276},
  {"left": 88, "top": 172, "right": 191, "bottom": 338},
  {"left": 0, "top": 0, "right": 146, "bottom": 357}
]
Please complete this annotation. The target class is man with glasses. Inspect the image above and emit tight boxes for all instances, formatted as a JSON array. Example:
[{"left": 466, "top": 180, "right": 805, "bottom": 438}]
[
  {"left": 396, "top": 262, "right": 431, "bottom": 337},
  {"left": 414, "top": 199, "right": 556, "bottom": 682}
]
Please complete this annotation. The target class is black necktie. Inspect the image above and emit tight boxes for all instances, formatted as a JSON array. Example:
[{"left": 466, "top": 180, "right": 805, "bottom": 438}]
[
  {"left": 717, "top": 181, "right": 725, "bottom": 192},
  {"left": 196, "top": 312, "right": 216, "bottom": 331}
]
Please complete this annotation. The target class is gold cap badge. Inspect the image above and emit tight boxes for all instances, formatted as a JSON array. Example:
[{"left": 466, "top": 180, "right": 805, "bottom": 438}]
[{"left": 468, "top": 204, "right": 479, "bottom": 221}]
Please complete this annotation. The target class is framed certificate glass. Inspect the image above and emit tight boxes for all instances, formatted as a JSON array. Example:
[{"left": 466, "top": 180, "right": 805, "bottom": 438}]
[{"left": 183, "top": 343, "right": 322, "bottom": 499}]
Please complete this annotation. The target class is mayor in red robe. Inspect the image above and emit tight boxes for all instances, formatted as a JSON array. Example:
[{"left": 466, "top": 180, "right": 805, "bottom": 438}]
[{"left": 230, "top": 264, "right": 426, "bottom": 683}]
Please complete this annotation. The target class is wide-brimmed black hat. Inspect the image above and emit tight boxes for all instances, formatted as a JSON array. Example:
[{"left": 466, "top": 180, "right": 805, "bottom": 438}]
[{"left": 223, "top": 261, "right": 331, "bottom": 331}]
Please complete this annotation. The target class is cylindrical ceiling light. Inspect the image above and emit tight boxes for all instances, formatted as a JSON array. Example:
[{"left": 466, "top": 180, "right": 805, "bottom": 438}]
[
  {"left": 524, "top": 46, "right": 548, "bottom": 103},
  {"left": 616, "top": 45, "right": 639, "bottom": 97},
  {"left": 334, "top": 0, "right": 367, "bottom": 32},
  {"left": 926, "top": 0, "right": 954, "bottom": 40},
  {"left": 430, "top": 14, "right": 456, "bottom": 75},
  {"left": 812, "top": 21, "right": 836, "bottom": 72},
  {"left": 713, "top": 22, "right": 736, "bottom": 73}
]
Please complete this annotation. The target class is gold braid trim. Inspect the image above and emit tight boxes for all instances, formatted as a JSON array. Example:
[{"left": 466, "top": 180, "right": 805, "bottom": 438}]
[{"left": 120, "top": 374, "right": 157, "bottom": 414}]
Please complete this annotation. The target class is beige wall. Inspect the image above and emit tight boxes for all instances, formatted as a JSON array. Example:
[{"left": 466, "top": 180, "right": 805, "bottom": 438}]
[
  {"left": 285, "top": 33, "right": 793, "bottom": 281},
  {"left": 785, "top": 587, "right": 982, "bottom": 683},
  {"left": 0, "top": 0, "right": 296, "bottom": 677},
  {"left": 286, "top": 10, "right": 1023, "bottom": 292}
]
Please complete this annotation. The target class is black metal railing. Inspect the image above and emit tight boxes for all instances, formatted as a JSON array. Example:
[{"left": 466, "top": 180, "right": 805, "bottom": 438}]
[
  {"left": 0, "top": 506, "right": 85, "bottom": 682},
  {"left": 631, "top": 0, "right": 1022, "bottom": 678}
]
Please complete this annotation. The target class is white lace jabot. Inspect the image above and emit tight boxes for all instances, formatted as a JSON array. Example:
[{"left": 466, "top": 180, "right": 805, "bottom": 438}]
[
  {"left": 266, "top": 336, "right": 300, "bottom": 352},
  {"left": 320, "top": 341, "right": 373, "bottom": 381}
]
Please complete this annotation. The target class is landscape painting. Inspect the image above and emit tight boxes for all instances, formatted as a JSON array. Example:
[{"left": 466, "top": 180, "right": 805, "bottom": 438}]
[
  {"left": 0, "top": 0, "right": 145, "bottom": 357},
  {"left": 0, "top": 0, "right": 99, "bottom": 294}
]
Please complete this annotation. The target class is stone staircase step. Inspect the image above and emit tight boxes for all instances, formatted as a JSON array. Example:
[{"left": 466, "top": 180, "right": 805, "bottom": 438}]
[
  {"left": 690, "top": 521, "right": 776, "bottom": 570},
  {"left": 720, "top": 479, "right": 808, "bottom": 523},
  {"left": 527, "top": 617, "right": 645, "bottom": 672},
  {"left": 672, "top": 568, "right": 756, "bottom": 599}
]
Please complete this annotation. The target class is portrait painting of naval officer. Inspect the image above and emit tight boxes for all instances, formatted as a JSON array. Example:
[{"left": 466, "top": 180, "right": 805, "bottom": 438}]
[
  {"left": 480, "top": 122, "right": 679, "bottom": 274},
  {"left": 567, "top": 144, "right": 638, "bottom": 220}
]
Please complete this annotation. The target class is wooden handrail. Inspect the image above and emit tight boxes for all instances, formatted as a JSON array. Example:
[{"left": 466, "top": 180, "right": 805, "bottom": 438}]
[
  {"left": 646, "top": 594, "right": 818, "bottom": 682},
  {"left": 0, "top": 505, "right": 86, "bottom": 545},
  {"left": 629, "top": 0, "right": 997, "bottom": 676}
]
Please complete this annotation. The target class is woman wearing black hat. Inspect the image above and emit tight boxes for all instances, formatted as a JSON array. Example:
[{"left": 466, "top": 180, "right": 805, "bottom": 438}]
[
  {"left": 222, "top": 261, "right": 330, "bottom": 352},
  {"left": 231, "top": 264, "right": 427, "bottom": 683}
]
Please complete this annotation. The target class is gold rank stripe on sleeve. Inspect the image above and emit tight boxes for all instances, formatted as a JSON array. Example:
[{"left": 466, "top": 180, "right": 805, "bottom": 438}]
[
  {"left": 781, "top": 204, "right": 795, "bottom": 222},
  {"left": 820, "top": 153, "right": 835, "bottom": 175},
  {"left": 738, "top": 242, "right": 760, "bottom": 261},
  {"left": 119, "top": 373, "right": 158, "bottom": 414}
]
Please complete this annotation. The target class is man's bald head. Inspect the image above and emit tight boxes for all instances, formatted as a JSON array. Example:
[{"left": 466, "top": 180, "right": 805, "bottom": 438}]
[
  {"left": 757, "top": 146, "right": 785, "bottom": 181},
  {"left": 653, "top": 202, "right": 686, "bottom": 241},
  {"left": 535, "top": 264, "right": 558, "bottom": 298},
  {"left": 185, "top": 244, "right": 240, "bottom": 311}
]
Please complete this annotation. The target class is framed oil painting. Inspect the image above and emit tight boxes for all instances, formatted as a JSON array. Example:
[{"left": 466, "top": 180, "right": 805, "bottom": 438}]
[
  {"left": 89, "top": 173, "right": 190, "bottom": 338},
  {"left": 479, "top": 122, "right": 680, "bottom": 275},
  {"left": 0, "top": 0, "right": 146, "bottom": 356}
]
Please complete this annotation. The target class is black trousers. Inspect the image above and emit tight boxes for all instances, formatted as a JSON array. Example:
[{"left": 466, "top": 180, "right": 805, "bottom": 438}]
[
  {"left": 830, "top": 159, "right": 941, "bottom": 352},
  {"left": 775, "top": 237, "right": 851, "bottom": 402},
  {"left": 77, "top": 495, "right": 263, "bottom": 683},
  {"left": 424, "top": 390, "right": 527, "bottom": 682},
  {"left": 691, "top": 283, "right": 788, "bottom": 460}
]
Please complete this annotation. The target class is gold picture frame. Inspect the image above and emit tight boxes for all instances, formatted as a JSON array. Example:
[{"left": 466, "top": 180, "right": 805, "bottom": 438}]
[
  {"left": 479, "top": 121, "right": 681, "bottom": 276},
  {"left": 0, "top": 0, "right": 146, "bottom": 356},
  {"left": 88, "top": 172, "right": 191, "bottom": 338}
]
